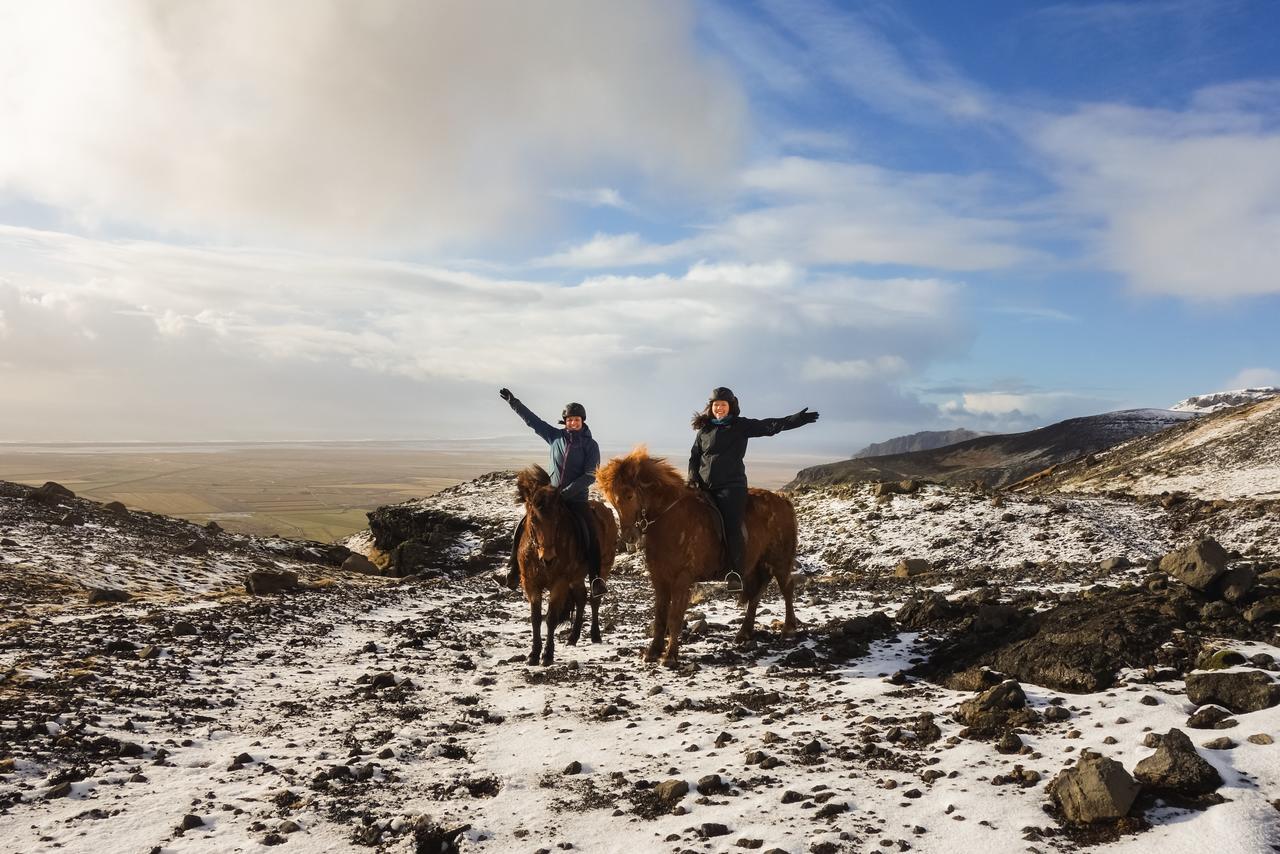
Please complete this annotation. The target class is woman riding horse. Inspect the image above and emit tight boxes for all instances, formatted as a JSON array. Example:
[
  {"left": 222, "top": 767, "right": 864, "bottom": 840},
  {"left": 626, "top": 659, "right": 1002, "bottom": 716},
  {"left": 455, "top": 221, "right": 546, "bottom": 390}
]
[
  {"left": 690, "top": 387, "right": 819, "bottom": 591},
  {"left": 499, "top": 388, "right": 607, "bottom": 597}
]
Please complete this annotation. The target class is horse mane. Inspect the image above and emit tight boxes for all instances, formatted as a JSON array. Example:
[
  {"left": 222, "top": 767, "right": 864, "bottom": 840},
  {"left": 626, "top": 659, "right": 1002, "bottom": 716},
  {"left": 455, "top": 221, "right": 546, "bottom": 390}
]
[
  {"left": 515, "top": 464, "right": 551, "bottom": 503},
  {"left": 596, "top": 445, "right": 685, "bottom": 495}
]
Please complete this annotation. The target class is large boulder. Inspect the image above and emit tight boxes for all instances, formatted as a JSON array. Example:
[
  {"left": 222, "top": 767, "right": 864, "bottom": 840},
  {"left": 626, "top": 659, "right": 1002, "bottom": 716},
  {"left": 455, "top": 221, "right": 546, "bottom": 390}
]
[
  {"left": 1133, "top": 728, "right": 1223, "bottom": 795},
  {"left": 1159, "top": 538, "right": 1228, "bottom": 592},
  {"left": 1185, "top": 670, "right": 1280, "bottom": 714},
  {"left": 875, "top": 480, "right": 921, "bottom": 497},
  {"left": 895, "top": 558, "right": 933, "bottom": 578},
  {"left": 27, "top": 481, "right": 76, "bottom": 506},
  {"left": 1048, "top": 752, "right": 1140, "bottom": 823},
  {"left": 341, "top": 554, "right": 383, "bottom": 576},
  {"left": 954, "top": 680, "right": 1038, "bottom": 735},
  {"left": 896, "top": 592, "right": 957, "bottom": 628},
  {"left": 1219, "top": 565, "right": 1257, "bottom": 603},
  {"left": 244, "top": 570, "right": 299, "bottom": 595}
]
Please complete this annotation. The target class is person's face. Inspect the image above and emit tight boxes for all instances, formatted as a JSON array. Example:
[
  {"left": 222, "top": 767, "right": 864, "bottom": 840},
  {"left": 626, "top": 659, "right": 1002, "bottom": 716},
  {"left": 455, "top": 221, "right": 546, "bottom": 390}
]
[
  {"left": 711, "top": 400, "right": 731, "bottom": 419},
  {"left": 564, "top": 416, "right": 583, "bottom": 431}
]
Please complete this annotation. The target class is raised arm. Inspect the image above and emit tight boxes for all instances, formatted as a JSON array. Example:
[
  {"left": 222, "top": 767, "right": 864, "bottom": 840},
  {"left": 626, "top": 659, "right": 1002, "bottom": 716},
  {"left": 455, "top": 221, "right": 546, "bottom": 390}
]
[
  {"left": 499, "top": 388, "right": 560, "bottom": 444},
  {"left": 739, "top": 408, "right": 820, "bottom": 438}
]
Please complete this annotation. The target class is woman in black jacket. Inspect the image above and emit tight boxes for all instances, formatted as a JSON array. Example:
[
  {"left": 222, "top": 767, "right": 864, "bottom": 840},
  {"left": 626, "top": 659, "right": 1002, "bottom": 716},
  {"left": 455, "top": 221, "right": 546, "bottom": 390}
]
[{"left": 689, "top": 387, "right": 819, "bottom": 591}]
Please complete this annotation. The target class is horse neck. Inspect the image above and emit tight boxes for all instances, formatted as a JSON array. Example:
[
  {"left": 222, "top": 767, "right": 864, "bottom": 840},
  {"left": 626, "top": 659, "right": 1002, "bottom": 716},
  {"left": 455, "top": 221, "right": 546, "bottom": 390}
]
[{"left": 639, "top": 476, "right": 684, "bottom": 516}]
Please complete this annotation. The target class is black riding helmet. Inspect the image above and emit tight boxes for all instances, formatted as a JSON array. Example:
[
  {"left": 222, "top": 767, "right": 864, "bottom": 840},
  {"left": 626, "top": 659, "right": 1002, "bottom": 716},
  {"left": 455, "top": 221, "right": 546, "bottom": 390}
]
[
  {"left": 708, "top": 387, "right": 741, "bottom": 418},
  {"left": 560, "top": 402, "right": 587, "bottom": 424}
]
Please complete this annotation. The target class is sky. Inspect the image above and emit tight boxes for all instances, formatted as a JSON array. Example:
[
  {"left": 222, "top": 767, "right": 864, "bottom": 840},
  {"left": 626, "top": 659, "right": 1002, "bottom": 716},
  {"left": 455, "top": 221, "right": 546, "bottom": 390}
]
[{"left": 1, "top": 0, "right": 1278, "bottom": 457}]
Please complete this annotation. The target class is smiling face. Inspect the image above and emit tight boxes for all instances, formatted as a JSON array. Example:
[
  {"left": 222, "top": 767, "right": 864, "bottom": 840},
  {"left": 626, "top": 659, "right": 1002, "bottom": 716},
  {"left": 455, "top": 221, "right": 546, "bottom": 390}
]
[
  {"left": 564, "top": 416, "right": 583, "bottom": 431},
  {"left": 711, "top": 400, "right": 731, "bottom": 419}
]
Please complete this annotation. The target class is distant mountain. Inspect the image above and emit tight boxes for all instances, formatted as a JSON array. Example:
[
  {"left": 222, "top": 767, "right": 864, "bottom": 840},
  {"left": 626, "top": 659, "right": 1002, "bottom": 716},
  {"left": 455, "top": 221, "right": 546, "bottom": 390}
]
[
  {"left": 1025, "top": 395, "right": 1280, "bottom": 500},
  {"left": 852, "top": 429, "right": 990, "bottom": 459},
  {"left": 1171, "top": 387, "right": 1280, "bottom": 414},
  {"left": 785, "top": 409, "right": 1193, "bottom": 491}
]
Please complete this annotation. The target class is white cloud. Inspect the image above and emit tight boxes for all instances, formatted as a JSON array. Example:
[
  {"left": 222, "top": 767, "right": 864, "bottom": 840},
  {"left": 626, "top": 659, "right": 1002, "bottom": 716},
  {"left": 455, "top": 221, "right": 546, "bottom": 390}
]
[
  {"left": 539, "top": 157, "right": 1042, "bottom": 271},
  {"left": 802, "top": 355, "right": 909, "bottom": 381},
  {"left": 1223, "top": 367, "right": 1280, "bottom": 389},
  {"left": 0, "top": 226, "right": 968, "bottom": 445},
  {"left": 1034, "top": 86, "right": 1280, "bottom": 298},
  {"left": 0, "top": 1, "right": 744, "bottom": 252}
]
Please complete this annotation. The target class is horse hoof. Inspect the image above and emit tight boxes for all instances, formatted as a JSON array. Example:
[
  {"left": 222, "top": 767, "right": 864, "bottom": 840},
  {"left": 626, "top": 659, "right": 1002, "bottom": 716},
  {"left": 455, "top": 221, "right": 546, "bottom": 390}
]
[
  {"left": 735, "top": 636, "right": 756, "bottom": 650},
  {"left": 660, "top": 657, "right": 679, "bottom": 670},
  {"left": 540, "top": 657, "right": 553, "bottom": 667},
  {"left": 567, "top": 636, "right": 580, "bottom": 647},
  {"left": 526, "top": 654, "right": 539, "bottom": 666},
  {"left": 590, "top": 632, "right": 602, "bottom": 644}
]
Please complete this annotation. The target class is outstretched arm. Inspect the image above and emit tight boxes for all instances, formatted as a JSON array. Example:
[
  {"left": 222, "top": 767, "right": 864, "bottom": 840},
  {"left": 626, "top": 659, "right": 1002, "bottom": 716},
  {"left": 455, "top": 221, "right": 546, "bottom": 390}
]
[
  {"left": 740, "top": 408, "right": 820, "bottom": 438},
  {"left": 499, "top": 388, "right": 560, "bottom": 444}
]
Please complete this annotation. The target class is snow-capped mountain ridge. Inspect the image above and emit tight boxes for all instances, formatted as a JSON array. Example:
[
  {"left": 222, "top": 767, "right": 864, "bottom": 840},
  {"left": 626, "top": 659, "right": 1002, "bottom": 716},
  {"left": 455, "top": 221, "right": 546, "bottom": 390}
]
[{"left": 1171, "top": 386, "right": 1280, "bottom": 414}]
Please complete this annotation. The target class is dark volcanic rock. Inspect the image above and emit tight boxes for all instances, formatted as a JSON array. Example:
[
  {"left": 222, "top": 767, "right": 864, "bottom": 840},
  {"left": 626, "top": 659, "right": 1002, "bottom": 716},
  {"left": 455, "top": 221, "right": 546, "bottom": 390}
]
[
  {"left": 1185, "top": 670, "right": 1280, "bottom": 714},
  {"left": 341, "top": 553, "right": 383, "bottom": 576},
  {"left": 1159, "top": 538, "right": 1228, "bottom": 592},
  {"left": 1047, "top": 752, "right": 1140, "bottom": 824},
  {"left": 954, "top": 680, "right": 1037, "bottom": 736},
  {"left": 897, "top": 593, "right": 957, "bottom": 628},
  {"left": 1133, "top": 728, "right": 1222, "bottom": 795},
  {"left": 87, "top": 588, "right": 133, "bottom": 604},
  {"left": 244, "top": 570, "right": 299, "bottom": 595},
  {"left": 27, "top": 481, "right": 75, "bottom": 506},
  {"left": 912, "top": 584, "right": 1268, "bottom": 694}
]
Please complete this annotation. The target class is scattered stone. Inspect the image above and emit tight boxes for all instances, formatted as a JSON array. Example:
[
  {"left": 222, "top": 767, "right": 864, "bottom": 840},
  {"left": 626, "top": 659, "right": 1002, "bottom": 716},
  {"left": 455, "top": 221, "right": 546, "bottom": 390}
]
[
  {"left": 342, "top": 553, "right": 382, "bottom": 576},
  {"left": 1047, "top": 752, "right": 1140, "bottom": 823},
  {"left": 87, "top": 588, "right": 132, "bottom": 604},
  {"left": 103, "top": 501, "right": 129, "bottom": 516},
  {"left": 995, "top": 732, "right": 1023, "bottom": 755},
  {"left": 180, "top": 814, "right": 205, "bottom": 831},
  {"left": 1247, "top": 734, "right": 1274, "bottom": 745},
  {"left": 1185, "top": 670, "right": 1280, "bottom": 714},
  {"left": 896, "top": 558, "right": 933, "bottom": 578},
  {"left": 697, "top": 774, "right": 728, "bottom": 795},
  {"left": 563, "top": 761, "right": 582, "bottom": 775},
  {"left": 655, "top": 779, "right": 689, "bottom": 804},
  {"left": 245, "top": 569, "right": 299, "bottom": 595},
  {"left": 1219, "top": 565, "right": 1257, "bottom": 603},
  {"left": 1133, "top": 729, "right": 1222, "bottom": 795},
  {"left": 1158, "top": 538, "right": 1228, "bottom": 592},
  {"left": 1186, "top": 705, "right": 1237, "bottom": 730},
  {"left": 1099, "top": 556, "right": 1130, "bottom": 572},
  {"left": 27, "top": 481, "right": 75, "bottom": 506},
  {"left": 1201, "top": 737, "right": 1236, "bottom": 750},
  {"left": 954, "top": 680, "right": 1037, "bottom": 735}
]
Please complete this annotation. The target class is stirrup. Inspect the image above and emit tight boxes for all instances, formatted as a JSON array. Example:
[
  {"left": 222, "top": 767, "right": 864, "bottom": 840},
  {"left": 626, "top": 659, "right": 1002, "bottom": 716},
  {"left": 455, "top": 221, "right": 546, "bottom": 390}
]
[
  {"left": 724, "top": 571, "right": 743, "bottom": 593},
  {"left": 590, "top": 577, "right": 608, "bottom": 599}
]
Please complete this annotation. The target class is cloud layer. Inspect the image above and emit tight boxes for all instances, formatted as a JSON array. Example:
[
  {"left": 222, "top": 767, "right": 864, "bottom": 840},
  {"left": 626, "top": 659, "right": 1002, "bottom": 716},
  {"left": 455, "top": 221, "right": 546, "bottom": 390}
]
[{"left": 0, "top": 1, "right": 743, "bottom": 251}]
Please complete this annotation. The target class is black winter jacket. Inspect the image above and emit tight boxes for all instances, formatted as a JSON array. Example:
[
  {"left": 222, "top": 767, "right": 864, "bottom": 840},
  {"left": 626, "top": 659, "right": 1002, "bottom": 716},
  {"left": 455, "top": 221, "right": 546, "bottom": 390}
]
[
  {"left": 508, "top": 397, "right": 600, "bottom": 502},
  {"left": 689, "top": 414, "right": 810, "bottom": 489}
]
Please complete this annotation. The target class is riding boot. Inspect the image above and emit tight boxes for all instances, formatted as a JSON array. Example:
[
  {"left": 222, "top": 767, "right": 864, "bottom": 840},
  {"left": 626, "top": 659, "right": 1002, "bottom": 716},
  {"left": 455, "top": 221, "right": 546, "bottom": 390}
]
[
  {"left": 569, "top": 501, "right": 606, "bottom": 598},
  {"left": 712, "top": 487, "right": 747, "bottom": 592}
]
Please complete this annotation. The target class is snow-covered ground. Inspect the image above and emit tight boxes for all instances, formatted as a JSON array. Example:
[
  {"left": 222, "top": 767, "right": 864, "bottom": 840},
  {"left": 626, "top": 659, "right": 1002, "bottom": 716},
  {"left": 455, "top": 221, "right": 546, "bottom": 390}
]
[{"left": 2, "top": 476, "right": 1278, "bottom": 853}]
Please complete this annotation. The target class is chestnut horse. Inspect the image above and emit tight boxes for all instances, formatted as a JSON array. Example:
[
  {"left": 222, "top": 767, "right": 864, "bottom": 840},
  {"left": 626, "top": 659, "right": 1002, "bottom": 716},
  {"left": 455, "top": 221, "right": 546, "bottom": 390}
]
[
  {"left": 596, "top": 447, "right": 797, "bottom": 667},
  {"left": 515, "top": 466, "right": 618, "bottom": 666}
]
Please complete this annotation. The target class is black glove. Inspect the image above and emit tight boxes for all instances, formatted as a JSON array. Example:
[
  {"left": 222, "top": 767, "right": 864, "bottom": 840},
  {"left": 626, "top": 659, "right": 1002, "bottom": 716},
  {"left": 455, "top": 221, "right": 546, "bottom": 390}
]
[
  {"left": 499, "top": 388, "right": 513, "bottom": 401},
  {"left": 793, "top": 407, "right": 819, "bottom": 426}
]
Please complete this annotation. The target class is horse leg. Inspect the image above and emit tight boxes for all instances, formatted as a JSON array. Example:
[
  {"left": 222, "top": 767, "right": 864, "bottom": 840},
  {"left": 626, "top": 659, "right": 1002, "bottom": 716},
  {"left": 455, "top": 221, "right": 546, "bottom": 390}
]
[
  {"left": 660, "top": 583, "right": 692, "bottom": 668},
  {"left": 780, "top": 571, "right": 798, "bottom": 636},
  {"left": 542, "top": 580, "right": 570, "bottom": 666},
  {"left": 527, "top": 594, "right": 543, "bottom": 666},
  {"left": 645, "top": 583, "right": 670, "bottom": 663},
  {"left": 588, "top": 584, "right": 602, "bottom": 644},
  {"left": 737, "top": 590, "right": 760, "bottom": 648},
  {"left": 567, "top": 584, "right": 586, "bottom": 646}
]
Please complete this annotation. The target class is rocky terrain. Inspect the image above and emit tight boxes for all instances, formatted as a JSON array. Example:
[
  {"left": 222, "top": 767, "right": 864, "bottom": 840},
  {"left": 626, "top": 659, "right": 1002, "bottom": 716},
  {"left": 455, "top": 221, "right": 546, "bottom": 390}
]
[
  {"left": 1, "top": 462, "right": 1279, "bottom": 853},
  {"left": 1026, "top": 395, "right": 1280, "bottom": 501},
  {"left": 1171, "top": 388, "right": 1280, "bottom": 415},
  {"left": 852, "top": 430, "right": 990, "bottom": 461},
  {"left": 786, "top": 410, "right": 1193, "bottom": 491}
]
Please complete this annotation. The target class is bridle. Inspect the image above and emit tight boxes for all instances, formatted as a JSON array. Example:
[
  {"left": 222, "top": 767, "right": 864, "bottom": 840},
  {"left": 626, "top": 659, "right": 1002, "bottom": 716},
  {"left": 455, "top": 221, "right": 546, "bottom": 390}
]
[{"left": 632, "top": 493, "right": 685, "bottom": 545}]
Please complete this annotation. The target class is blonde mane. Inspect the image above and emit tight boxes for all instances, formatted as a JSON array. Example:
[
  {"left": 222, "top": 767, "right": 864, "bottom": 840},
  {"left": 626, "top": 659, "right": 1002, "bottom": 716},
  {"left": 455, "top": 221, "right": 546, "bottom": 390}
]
[{"left": 596, "top": 445, "right": 686, "bottom": 496}]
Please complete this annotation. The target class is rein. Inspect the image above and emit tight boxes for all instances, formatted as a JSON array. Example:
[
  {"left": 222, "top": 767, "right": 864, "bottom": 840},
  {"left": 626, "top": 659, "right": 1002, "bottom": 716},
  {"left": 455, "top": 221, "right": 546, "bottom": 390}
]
[{"left": 633, "top": 492, "right": 685, "bottom": 545}]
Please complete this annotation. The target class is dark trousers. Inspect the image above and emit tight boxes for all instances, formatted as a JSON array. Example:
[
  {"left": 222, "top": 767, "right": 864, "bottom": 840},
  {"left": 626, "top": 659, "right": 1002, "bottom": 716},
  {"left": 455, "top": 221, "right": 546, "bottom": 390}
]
[
  {"left": 510, "top": 501, "right": 601, "bottom": 580},
  {"left": 709, "top": 486, "right": 747, "bottom": 576}
]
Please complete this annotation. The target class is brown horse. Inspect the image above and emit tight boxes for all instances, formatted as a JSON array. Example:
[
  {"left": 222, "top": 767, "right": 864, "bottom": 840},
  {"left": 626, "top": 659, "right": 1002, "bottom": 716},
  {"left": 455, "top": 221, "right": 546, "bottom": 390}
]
[
  {"left": 514, "top": 465, "right": 618, "bottom": 666},
  {"left": 596, "top": 447, "right": 797, "bottom": 667}
]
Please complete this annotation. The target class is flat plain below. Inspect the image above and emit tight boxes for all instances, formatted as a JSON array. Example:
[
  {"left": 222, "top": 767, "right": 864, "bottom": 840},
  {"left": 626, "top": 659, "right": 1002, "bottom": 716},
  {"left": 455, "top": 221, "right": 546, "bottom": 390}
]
[{"left": 0, "top": 441, "right": 820, "bottom": 542}]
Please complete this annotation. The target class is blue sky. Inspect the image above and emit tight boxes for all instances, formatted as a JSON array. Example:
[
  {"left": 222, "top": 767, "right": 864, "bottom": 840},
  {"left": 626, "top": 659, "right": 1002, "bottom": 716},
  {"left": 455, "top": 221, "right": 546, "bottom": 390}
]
[{"left": 0, "top": 0, "right": 1277, "bottom": 456}]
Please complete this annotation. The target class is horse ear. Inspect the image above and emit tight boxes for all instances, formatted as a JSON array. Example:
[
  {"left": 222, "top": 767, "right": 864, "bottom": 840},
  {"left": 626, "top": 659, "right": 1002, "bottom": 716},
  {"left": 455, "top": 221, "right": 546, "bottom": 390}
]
[{"left": 515, "top": 465, "right": 545, "bottom": 503}]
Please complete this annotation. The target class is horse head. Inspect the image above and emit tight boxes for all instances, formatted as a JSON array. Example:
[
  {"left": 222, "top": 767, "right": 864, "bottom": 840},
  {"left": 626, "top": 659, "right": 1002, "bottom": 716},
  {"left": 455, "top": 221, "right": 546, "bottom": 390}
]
[
  {"left": 516, "top": 464, "right": 569, "bottom": 563},
  {"left": 597, "top": 446, "right": 685, "bottom": 546}
]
